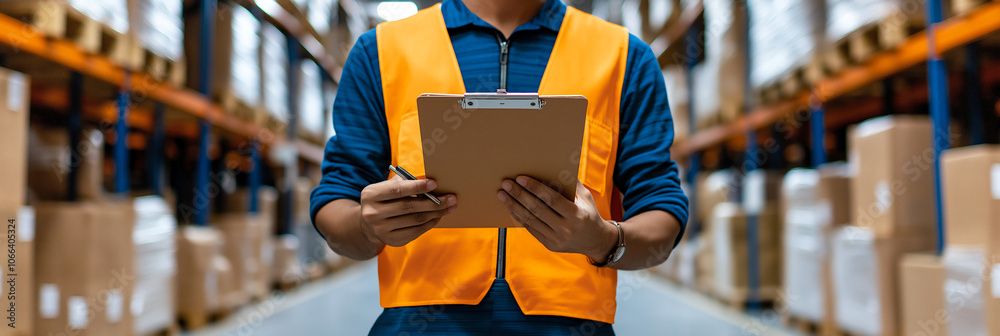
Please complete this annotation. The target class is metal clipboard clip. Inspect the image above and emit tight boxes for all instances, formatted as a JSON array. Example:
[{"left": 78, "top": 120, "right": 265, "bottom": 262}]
[{"left": 460, "top": 90, "right": 545, "bottom": 110}]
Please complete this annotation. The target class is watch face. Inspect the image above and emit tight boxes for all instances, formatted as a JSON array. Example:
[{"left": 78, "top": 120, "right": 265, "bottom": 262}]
[{"left": 612, "top": 246, "right": 626, "bottom": 262}]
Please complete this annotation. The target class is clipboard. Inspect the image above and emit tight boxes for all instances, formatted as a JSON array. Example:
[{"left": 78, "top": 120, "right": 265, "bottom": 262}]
[{"left": 416, "top": 92, "right": 588, "bottom": 228}]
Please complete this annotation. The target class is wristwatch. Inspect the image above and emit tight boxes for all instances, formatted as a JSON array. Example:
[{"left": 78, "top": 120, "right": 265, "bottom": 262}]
[{"left": 590, "top": 220, "right": 626, "bottom": 268}]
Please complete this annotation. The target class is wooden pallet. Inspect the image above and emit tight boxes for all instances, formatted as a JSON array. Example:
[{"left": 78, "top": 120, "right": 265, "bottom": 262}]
[
  {"left": 781, "top": 313, "right": 845, "bottom": 336},
  {"left": 823, "top": 12, "right": 924, "bottom": 75},
  {"left": 178, "top": 307, "right": 232, "bottom": 331},
  {"left": 137, "top": 48, "right": 185, "bottom": 86},
  {"left": 952, "top": 0, "right": 992, "bottom": 16},
  {"left": 0, "top": 1, "right": 139, "bottom": 67},
  {"left": 140, "top": 323, "right": 181, "bottom": 336},
  {"left": 708, "top": 287, "right": 779, "bottom": 311}
]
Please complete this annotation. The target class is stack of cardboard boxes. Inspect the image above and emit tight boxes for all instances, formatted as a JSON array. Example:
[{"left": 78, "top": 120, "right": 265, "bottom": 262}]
[
  {"left": 936, "top": 145, "right": 1000, "bottom": 336},
  {"left": 35, "top": 201, "right": 136, "bottom": 336},
  {"left": 0, "top": 67, "right": 32, "bottom": 336},
  {"left": 832, "top": 115, "right": 938, "bottom": 336}
]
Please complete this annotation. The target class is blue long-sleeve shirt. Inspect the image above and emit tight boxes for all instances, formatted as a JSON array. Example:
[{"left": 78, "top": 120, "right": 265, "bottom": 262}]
[{"left": 310, "top": 0, "right": 689, "bottom": 240}]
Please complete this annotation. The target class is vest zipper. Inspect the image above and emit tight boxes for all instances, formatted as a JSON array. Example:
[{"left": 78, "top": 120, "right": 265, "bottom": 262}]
[{"left": 495, "top": 32, "right": 510, "bottom": 279}]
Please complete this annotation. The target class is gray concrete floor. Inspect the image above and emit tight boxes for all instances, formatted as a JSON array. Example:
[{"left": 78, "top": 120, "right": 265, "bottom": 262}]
[{"left": 185, "top": 262, "right": 801, "bottom": 336}]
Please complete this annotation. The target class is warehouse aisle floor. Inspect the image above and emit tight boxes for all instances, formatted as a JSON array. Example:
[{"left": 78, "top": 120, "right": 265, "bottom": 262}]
[{"left": 185, "top": 262, "right": 800, "bottom": 336}]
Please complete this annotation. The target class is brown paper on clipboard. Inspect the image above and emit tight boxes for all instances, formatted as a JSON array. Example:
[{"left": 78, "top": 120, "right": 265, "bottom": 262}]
[{"left": 416, "top": 93, "right": 587, "bottom": 228}]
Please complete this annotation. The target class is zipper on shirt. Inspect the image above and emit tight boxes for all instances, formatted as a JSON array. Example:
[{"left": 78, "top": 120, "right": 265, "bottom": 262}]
[{"left": 495, "top": 32, "right": 510, "bottom": 279}]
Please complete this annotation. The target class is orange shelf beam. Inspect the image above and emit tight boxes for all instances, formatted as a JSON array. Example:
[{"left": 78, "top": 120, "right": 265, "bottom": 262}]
[
  {"left": 0, "top": 12, "right": 324, "bottom": 163},
  {"left": 675, "top": 2, "right": 1000, "bottom": 158}
]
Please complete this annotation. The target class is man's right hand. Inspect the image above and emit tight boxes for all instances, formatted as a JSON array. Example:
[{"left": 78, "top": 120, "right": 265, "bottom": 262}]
[{"left": 359, "top": 175, "right": 457, "bottom": 247}]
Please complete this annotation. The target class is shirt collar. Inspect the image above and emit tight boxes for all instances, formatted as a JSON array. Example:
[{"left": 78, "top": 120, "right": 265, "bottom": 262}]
[{"left": 441, "top": 0, "right": 566, "bottom": 32}]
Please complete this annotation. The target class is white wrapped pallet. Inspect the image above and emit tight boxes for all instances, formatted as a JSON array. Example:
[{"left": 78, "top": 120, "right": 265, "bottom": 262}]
[
  {"left": 747, "top": 0, "right": 824, "bottom": 88},
  {"left": 132, "top": 196, "right": 178, "bottom": 335},
  {"left": 230, "top": 5, "right": 261, "bottom": 106},
  {"left": 308, "top": 0, "right": 336, "bottom": 35},
  {"left": 691, "top": 0, "right": 745, "bottom": 129},
  {"left": 943, "top": 246, "right": 988, "bottom": 336},
  {"left": 781, "top": 169, "right": 824, "bottom": 322},
  {"left": 831, "top": 226, "right": 934, "bottom": 336},
  {"left": 71, "top": 0, "right": 129, "bottom": 34},
  {"left": 129, "top": 0, "right": 183, "bottom": 61},
  {"left": 298, "top": 59, "right": 325, "bottom": 139},
  {"left": 831, "top": 227, "right": 881, "bottom": 336},
  {"left": 261, "top": 23, "right": 290, "bottom": 122}
]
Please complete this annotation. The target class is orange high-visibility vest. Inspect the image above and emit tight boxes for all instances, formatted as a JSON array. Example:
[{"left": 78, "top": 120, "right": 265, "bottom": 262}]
[{"left": 375, "top": 4, "right": 627, "bottom": 324}]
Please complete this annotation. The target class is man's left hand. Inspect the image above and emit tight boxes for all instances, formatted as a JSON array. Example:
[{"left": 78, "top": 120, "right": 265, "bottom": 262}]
[{"left": 497, "top": 176, "right": 618, "bottom": 262}]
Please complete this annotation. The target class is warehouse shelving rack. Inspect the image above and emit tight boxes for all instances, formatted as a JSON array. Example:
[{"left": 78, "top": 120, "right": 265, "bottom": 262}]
[
  {"left": 665, "top": 0, "right": 1000, "bottom": 310},
  {"left": 0, "top": 0, "right": 338, "bottom": 228}
]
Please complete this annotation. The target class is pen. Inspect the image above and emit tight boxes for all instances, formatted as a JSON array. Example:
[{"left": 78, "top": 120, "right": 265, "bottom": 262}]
[{"left": 388, "top": 165, "right": 442, "bottom": 205}]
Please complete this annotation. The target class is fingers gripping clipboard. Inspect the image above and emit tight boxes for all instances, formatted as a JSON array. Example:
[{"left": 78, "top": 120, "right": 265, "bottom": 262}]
[{"left": 416, "top": 92, "right": 588, "bottom": 228}]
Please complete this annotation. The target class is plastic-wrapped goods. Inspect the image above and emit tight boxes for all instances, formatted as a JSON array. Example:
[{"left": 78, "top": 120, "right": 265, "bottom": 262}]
[
  {"left": 132, "top": 196, "right": 177, "bottom": 335},
  {"left": 711, "top": 202, "right": 782, "bottom": 300},
  {"left": 308, "top": 0, "right": 335, "bottom": 35},
  {"left": 260, "top": 23, "right": 290, "bottom": 122},
  {"left": 229, "top": 5, "right": 261, "bottom": 106},
  {"left": 831, "top": 226, "right": 935, "bottom": 336},
  {"left": 71, "top": 0, "right": 129, "bottom": 34},
  {"left": 176, "top": 226, "right": 223, "bottom": 317},
  {"left": 27, "top": 126, "right": 104, "bottom": 201},
  {"left": 298, "top": 59, "right": 326, "bottom": 139},
  {"left": 831, "top": 227, "right": 881, "bottom": 336},
  {"left": 781, "top": 169, "right": 823, "bottom": 322},
  {"left": 782, "top": 222, "right": 826, "bottom": 322},
  {"left": 662, "top": 66, "right": 689, "bottom": 140},
  {"left": 826, "top": 0, "right": 923, "bottom": 44},
  {"left": 691, "top": 0, "right": 745, "bottom": 129},
  {"left": 129, "top": 0, "right": 183, "bottom": 61},
  {"left": 943, "top": 246, "right": 988, "bottom": 336},
  {"left": 747, "top": 0, "right": 824, "bottom": 88},
  {"left": 184, "top": 2, "right": 260, "bottom": 106}
]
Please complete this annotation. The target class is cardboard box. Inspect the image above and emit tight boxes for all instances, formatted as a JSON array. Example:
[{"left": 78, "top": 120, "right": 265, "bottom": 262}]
[
  {"left": 849, "top": 115, "right": 936, "bottom": 238},
  {"left": 34, "top": 202, "right": 135, "bottom": 336},
  {"left": 817, "top": 162, "right": 852, "bottom": 227},
  {"left": 900, "top": 253, "right": 948, "bottom": 336},
  {"left": 711, "top": 202, "right": 782, "bottom": 300},
  {"left": 986, "top": 262, "right": 1000, "bottom": 336},
  {"left": 832, "top": 226, "right": 936, "bottom": 336},
  {"left": 272, "top": 235, "right": 302, "bottom": 286},
  {"left": 0, "top": 67, "right": 31, "bottom": 336},
  {"left": 176, "top": 226, "right": 222, "bottom": 317},
  {"left": 0, "top": 67, "right": 27, "bottom": 208},
  {"left": 212, "top": 255, "right": 237, "bottom": 310},
  {"left": 941, "top": 145, "right": 1000, "bottom": 254},
  {"left": 697, "top": 170, "right": 738, "bottom": 227},
  {"left": 27, "top": 126, "right": 104, "bottom": 201},
  {"left": 743, "top": 170, "right": 783, "bottom": 215}
]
